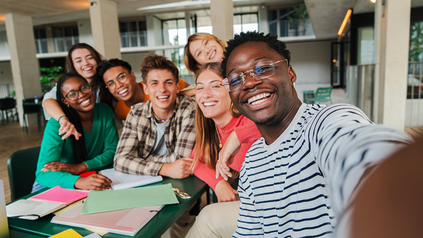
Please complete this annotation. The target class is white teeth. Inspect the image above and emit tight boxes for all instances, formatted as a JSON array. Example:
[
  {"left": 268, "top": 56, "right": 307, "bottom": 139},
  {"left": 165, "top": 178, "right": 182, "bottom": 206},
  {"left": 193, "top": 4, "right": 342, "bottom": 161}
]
[
  {"left": 209, "top": 50, "right": 215, "bottom": 60},
  {"left": 251, "top": 98, "right": 267, "bottom": 105},
  {"left": 83, "top": 67, "right": 92, "bottom": 71},
  {"left": 203, "top": 102, "right": 217, "bottom": 107},
  {"left": 158, "top": 96, "right": 169, "bottom": 99},
  {"left": 248, "top": 93, "right": 271, "bottom": 104},
  {"left": 118, "top": 89, "right": 128, "bottom": 95},
  {"left": 81, "top": 99, "right": 90, "bottom": 105}
]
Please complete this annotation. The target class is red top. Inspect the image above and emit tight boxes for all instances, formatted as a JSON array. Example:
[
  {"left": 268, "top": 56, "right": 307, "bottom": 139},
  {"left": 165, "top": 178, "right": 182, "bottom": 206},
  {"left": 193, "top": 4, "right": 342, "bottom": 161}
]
[{"left": 191, "top": 115, "right": 261, "bottom": 189}]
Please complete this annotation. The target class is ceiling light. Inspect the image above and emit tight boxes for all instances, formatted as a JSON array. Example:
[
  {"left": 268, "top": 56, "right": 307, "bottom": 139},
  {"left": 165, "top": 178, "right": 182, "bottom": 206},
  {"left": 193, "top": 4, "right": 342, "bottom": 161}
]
[
  {"left": 338, "top": 9, "right": 352, "bottom": 36},
  {"left": 370, "top": 0, "right": 376, "bottom": 3}
]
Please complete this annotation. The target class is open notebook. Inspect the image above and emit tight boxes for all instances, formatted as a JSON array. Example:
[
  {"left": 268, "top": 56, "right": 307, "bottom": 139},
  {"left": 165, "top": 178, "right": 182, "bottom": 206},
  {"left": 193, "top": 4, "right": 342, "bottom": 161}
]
[
  {"left": 100, "top": 168, "right": 162, "bottom": 190},
  {"left": 52, "top": 202, "right": 162, "bottom": 236},
  {"left": 6, "top": 186, "right": 88, "bottom": 220}
]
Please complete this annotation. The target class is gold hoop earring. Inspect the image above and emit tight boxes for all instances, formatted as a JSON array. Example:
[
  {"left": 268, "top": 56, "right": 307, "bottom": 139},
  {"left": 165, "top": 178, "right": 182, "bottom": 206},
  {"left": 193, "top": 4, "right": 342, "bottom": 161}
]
[{"left": 67, "top": 104, "right": 70, "bottom": 108}]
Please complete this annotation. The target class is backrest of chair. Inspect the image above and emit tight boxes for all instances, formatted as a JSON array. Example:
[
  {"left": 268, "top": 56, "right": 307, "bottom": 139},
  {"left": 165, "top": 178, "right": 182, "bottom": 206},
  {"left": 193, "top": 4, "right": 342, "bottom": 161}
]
[
  {"left": 7, "top": 147, "right": 41, "bottom": 201},
  {"left": 0, "top": 98, "right": 16, "bottom": 110},
  {"left": 315, "top": 87, "right": 333, "bottom": 99},
  {"left": 22, "top": 99, "right": 43, "bottom": 114}
]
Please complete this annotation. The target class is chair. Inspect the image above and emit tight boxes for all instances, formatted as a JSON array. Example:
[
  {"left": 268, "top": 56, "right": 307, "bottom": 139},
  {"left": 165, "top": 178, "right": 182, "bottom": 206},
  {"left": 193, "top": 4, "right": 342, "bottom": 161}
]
[
  {"left": 0, "top": 98, "right": 17, "bottom": 125},
  {"left": 22, "top": 98, "right": 45, "bottom": 133},
  {"left": 7, "top": 146, "right": 41, "bottom": 201},
  {"left": 306, "top": 87, "right": 333, "bottom": 104}
]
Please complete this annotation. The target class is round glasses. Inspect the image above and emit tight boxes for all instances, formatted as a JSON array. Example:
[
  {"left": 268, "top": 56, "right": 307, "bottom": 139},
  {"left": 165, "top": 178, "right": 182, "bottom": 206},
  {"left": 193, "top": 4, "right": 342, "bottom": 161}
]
[
  {"left": 65, "top": 84, "right": 92, "bottom": 101},
  {"left": 106, "top": 73, "right": 128, "bottom": 91},
  {"left": 223, "top": 59, "right": 288, "bottom": 92}
]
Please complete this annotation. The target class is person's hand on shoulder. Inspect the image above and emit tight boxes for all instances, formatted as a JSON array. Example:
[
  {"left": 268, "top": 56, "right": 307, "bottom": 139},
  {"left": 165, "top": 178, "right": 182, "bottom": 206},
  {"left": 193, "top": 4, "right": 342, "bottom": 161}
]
[
  {"left": 159, "top": 157, "right": 194, "bottom": 179},
  {"left": 58, "top": 117, "right": 82, "bottom": 140},
  {"left": 214, "top": 180, "right": 238, "bottom": 203},
  {"left": 74, "top": 173, "right": 113, "bottom": 190},
  {"left": 216, "top": 131, "right": 241, "bottom": 180}
]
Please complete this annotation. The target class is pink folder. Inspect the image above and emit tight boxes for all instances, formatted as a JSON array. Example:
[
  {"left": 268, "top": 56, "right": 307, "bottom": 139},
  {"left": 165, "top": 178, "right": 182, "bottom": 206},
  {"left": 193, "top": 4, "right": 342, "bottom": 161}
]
[{"left": 30, "top": 186, "right": 89, "bottom": 204}]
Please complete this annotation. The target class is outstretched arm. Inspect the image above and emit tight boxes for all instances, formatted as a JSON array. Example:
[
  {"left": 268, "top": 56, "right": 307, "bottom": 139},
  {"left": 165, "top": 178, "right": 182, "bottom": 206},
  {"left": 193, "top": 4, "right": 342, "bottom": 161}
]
[
  {"left": 345, "top": 136, "right": 423, "bottom": 238},
  {"left": 311, "top": 104, "right": 412, "bottom": 218}
]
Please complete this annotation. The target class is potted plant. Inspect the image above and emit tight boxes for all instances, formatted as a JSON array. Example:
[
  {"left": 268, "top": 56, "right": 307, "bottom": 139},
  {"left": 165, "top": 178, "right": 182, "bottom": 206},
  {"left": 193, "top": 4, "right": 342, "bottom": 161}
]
[
  {"left": 293, "top": 4, "right": 308, "bottom": 36},
  {"left": 39, "top": 66, "right": 64, "bottom": 94},
  {"left": 287, "top": 14, "right": 298, "bottom": 36}
]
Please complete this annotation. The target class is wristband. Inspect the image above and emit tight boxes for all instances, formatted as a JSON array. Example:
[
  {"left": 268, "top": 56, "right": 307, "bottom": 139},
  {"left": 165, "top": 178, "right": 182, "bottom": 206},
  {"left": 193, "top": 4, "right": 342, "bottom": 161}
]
[{"left": 58, "top": 115, "right": 67, "bottom": 124}]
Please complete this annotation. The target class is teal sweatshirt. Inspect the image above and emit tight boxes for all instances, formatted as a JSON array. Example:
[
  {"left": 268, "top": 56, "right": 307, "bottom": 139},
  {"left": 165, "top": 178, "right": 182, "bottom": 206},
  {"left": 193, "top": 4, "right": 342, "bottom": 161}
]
[{"left": 35, "top": 103, "right": 119, "bottom": 189}]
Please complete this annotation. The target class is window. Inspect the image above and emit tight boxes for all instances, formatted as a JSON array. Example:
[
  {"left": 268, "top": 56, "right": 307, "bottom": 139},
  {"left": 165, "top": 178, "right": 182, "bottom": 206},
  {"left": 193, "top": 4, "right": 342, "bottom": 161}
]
[
  {"left": 53, "top": 26, "right": 79, "bottom": 52},
  {"left": 408, "top": 21, "right": 423, "bottom": 99},
  {"left": 357, "top": 27, "right": 374, "bottom": 65},
  {"left": 34, "top": 28, "right": 48, "bottom": 54},
  {"left": 162, "top": 19, "right": 188, "bottom": 77},
  {"left": 269, "top": 5, "right": 314, "bottom": 38},
  {"left": 233, "top": 13, "right": 258, "bottom": 35},
  {"left": 119, "top": 21, "right": 147, "bottom": 48}
]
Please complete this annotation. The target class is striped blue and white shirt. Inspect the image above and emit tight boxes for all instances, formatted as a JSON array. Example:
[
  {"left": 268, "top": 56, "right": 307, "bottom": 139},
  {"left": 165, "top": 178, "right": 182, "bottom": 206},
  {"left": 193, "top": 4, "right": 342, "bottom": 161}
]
[{"left": 234, "top": 104, "right": 411, "bottom": 237}]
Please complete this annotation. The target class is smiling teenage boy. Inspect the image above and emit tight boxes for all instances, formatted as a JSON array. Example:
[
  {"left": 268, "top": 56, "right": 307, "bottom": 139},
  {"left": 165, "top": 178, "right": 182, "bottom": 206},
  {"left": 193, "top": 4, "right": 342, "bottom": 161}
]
[
  {"left": 113, "top": 54, "right": 196, "bottom": 179},
  {"left": 218, "top": 32, "right": 411, "bottom": 237},
  {"left": 97, "top": 58, "right": 193, "bottom": 121}
]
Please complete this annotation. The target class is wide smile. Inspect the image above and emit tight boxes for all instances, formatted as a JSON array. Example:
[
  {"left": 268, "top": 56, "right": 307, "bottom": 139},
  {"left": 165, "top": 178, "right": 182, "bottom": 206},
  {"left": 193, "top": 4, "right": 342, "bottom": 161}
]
[
  {"left": 79, "top": 98, "right": 91, "bottom": 107},
  {"left": 209, "top": 50, "right": 216, "bottom": 60},
  {"left": 246, "top": 92, "right": 272, "bottom": 106},
  {"left": 202, "top": 101, "right": 218, "bottom": 108},
  {"left": 118, "top": 88, "right": 129, "bottom": 97},
  {"left": 156, "top": 95, "right": 170, "bottom": 102},
  {"left": 83, "top": 67, "right": 93, "bottom": 72}
]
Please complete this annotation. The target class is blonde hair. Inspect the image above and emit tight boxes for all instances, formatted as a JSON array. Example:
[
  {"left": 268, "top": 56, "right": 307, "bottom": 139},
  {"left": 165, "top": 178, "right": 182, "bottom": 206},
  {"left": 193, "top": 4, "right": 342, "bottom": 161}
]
[
  {"left": 183, "top": 33, "right": 226, "bottom": 77},
  {"left": 191, "top": 63, "right": 239, "bottom": 179}
]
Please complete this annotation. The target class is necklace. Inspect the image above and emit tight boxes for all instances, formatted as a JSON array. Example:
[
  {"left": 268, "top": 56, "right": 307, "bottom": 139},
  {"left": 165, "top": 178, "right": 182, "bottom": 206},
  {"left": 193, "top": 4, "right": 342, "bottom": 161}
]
[
  {"left": 154, "top": 113, "right": 166, "bottom": 123},
  {"left": 216, "top": 126, "right": 222, "bottom": 149}
]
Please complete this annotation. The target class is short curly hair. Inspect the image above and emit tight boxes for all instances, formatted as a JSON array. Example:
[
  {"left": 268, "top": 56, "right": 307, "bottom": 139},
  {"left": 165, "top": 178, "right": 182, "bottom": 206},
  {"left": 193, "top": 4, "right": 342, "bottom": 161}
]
[
  {"left": 221, "top": 32, "right": 291, "bottom": 78},
  {"left": 140, "top": 54, "right": 179, "bottom": 84}
]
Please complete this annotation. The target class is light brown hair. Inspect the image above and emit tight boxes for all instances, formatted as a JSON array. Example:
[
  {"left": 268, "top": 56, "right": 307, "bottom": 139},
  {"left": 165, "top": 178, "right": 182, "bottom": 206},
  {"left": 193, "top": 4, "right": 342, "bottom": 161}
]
[{"left": 191, "top": 62, "right": 240, "bottom": 173}]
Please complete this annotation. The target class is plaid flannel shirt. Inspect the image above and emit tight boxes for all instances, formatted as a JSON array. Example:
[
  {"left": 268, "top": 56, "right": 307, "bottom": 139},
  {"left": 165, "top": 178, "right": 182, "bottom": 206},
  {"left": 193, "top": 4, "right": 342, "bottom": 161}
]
[{"left": 114, "top": 95, "right": 196, "bottom": 176}]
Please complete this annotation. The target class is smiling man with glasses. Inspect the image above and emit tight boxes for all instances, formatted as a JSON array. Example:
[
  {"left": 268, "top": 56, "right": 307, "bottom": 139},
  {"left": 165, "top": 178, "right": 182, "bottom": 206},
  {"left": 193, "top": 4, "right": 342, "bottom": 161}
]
[
  {"left": 216, "top": 32, "right": 411, "bottom": 237},
  {"left": 97, "top": 58, "right": 193, "bottom": 121}
]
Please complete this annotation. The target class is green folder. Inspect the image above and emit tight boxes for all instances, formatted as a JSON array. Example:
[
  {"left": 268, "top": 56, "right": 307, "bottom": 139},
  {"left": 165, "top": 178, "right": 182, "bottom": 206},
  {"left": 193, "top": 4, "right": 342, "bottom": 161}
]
[{"left": 81, "top": 183, "right": 179, "bottom": 214}]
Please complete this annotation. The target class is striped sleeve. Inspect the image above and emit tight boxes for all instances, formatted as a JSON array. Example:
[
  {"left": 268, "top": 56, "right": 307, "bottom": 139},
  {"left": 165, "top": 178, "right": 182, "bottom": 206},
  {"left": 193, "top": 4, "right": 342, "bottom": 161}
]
[{"left": 309, "top": 104, "right": 412, "bottom": 217}]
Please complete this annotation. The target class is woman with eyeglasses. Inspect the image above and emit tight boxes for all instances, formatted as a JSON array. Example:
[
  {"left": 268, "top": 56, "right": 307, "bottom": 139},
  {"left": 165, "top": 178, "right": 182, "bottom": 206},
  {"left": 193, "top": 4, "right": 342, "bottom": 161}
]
[
  {"left": 33, "top": 73, "right": 119, "bottom": 191},
  {"left": 42, "top": 43, "right": 119, "bottom": 141},
  {"left": 185, "top": 62, "right": 261, "bottom": 238}
]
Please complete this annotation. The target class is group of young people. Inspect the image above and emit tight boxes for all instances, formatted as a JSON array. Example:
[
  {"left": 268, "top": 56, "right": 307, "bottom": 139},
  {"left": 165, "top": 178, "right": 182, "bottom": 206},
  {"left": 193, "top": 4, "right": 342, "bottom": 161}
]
[{"left": 34, "top": 31, "right": 416, "bottom": 238}]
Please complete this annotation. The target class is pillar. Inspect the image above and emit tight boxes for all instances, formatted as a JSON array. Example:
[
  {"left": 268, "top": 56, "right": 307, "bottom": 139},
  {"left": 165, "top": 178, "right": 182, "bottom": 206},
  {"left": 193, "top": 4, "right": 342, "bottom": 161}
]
[
  {"left": 210, "top": 0, "right": 233, "bottom": 42},
  {"left": 373, "top": 0, "right": 411, "bottom": 130},
  {"left": 89, "top": 0, "right": 121, "bottom": 59},
  {"left": 5, "top": 13, "right": 42, "bottom": 126}
]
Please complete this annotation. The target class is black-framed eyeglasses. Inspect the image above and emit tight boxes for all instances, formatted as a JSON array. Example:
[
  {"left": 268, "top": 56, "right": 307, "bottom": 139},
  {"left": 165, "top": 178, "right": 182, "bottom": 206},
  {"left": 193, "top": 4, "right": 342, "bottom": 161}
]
[
  {"left": 106, "top": 73, "right": 128, "bottom": 90},
  {"left": 65, "top": 84, "right": 92, "bottom": 101},
  {"left": 223, "top": 59, "right": 288, "bottom": 92}
]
